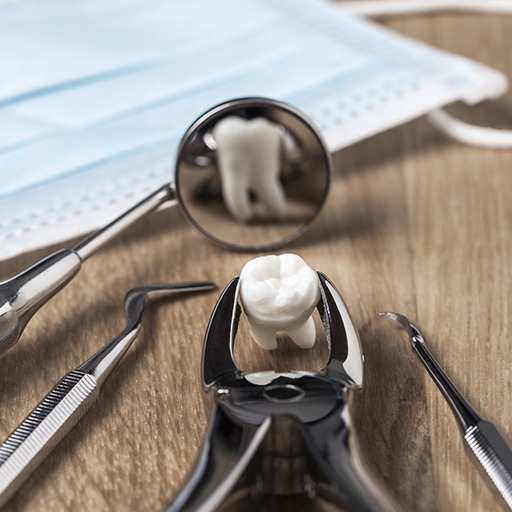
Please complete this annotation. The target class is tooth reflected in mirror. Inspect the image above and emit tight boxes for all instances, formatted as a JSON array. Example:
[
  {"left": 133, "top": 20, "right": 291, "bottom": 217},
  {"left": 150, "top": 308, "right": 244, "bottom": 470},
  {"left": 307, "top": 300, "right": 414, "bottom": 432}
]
[
  {"left": 176, "top": 98, "right": 331, "bottom": 251},
  {"left": 213, "top": 116, "right": 286, "bottom": 223}
]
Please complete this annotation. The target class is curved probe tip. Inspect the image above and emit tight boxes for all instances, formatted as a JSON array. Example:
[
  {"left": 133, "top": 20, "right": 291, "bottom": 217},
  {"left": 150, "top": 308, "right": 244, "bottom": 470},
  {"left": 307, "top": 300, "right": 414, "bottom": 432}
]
[
  {"left": 379, "top": 311, "right": 412, "bottom": 331},
  {"left": 124, "top": 281, "right": 217, "bottom": 321},
  {"left": 379, "top": 311, "right": 426, "bottom": 348}
]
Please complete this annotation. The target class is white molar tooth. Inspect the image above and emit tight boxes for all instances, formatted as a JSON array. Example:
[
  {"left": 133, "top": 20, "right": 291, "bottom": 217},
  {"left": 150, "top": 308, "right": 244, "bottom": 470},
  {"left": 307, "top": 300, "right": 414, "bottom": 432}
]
[
  {"left": 286, "top": 316, "right": 317, "bottom": 349},
  {"left": 212, "top": 116, "right": 286, "bottom": 222},
  {"left": 240, "top": 254, "right": 320, "bottom": 350},
  {"left": 248, "top": 323, "right": 279, "bottom": 350}
]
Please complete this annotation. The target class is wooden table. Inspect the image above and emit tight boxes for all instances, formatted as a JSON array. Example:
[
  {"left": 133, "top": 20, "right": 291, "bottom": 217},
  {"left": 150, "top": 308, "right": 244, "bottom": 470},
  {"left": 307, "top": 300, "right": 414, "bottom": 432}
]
[{"left": 1, "top": 8, "right": 511, "bottom": 512}]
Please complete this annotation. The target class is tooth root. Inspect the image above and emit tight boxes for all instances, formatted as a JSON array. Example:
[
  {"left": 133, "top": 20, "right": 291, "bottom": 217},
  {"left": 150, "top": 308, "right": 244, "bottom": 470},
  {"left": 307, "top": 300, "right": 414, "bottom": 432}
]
[
  {"left": 249, "top": 323, "right": 278, "bottom": 350},
  {"left": 218, "top": 161, "right": 252, "bottom": 222},
  {"left": 251, "top": 131, "right": 286, "bottom": 219},
  {"left": 254, "top": 176, "right": 286, "bottom": 218},
  {"left": 286, "top": 316, "right": 317, "bottom": 349}
]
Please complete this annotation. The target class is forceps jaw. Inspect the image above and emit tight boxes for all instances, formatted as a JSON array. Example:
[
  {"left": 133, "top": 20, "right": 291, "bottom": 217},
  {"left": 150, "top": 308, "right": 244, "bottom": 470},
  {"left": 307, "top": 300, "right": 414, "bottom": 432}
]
[
  {"left": 201, "top": 273, "right": 364, "bottom": 390},
  {"left": 317, "top": 272, "right": 364, "bottom": 389},
  {"left": 202, "top": 277, "right": 241, "bottom": 389}
]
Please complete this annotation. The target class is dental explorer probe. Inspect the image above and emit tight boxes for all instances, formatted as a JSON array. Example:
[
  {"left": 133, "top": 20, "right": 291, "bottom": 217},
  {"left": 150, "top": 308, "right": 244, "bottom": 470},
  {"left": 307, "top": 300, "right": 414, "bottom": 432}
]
[
  {"left": 381, "top": 312, "right": 512, "bottom": 510},
  {"left": 0, "top": 281, "right": 215, "bottom": 508}
]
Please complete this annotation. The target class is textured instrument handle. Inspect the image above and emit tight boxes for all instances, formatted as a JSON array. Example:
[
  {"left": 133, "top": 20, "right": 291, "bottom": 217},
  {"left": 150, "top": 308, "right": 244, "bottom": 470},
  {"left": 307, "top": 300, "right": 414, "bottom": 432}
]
[
  {"left": 465, "top": 422, "right": 512, "bottom": 509},
  {"left": 0, "top": 370, "right": 98, "bottom": 507}
]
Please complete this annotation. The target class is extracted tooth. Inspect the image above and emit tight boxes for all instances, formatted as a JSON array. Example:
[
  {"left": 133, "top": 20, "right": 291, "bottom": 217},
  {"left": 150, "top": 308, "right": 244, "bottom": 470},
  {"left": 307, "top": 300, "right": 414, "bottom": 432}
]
[
  {"left": 212, "top": 116, "right": 286, "bottom": 222},
  {"left": 239, "top": 254, "right": 320, "bottom": 350}
]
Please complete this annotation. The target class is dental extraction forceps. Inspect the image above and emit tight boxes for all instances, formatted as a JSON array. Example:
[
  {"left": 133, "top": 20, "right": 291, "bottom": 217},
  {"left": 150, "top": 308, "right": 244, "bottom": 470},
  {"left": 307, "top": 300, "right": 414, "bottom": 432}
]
[
  {"left": 169, "top": 274, "right": 402, "bottom": 512},
  {"left": 0, "top": 281, "right": 214, "bottom": 508},
  {"left": 382, "top": 312, "right": 512, "bottom": 510}
]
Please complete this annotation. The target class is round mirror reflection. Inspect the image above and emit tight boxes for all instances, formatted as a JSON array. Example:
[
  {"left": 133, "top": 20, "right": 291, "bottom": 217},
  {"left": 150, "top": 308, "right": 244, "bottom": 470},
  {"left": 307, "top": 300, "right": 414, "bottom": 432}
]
[{"left": 175, "top": 97, "right": 331, "bottom": 251}]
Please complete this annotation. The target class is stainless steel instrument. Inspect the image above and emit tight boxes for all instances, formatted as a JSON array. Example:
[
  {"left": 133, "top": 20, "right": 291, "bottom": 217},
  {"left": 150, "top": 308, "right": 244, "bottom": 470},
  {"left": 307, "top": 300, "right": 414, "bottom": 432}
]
[
  {"left": 168, "top": 273, "right": 401, "bottom": 512},
  {"left": 382, "top": 312, "right": 512, "bottom": 510},
  {"left": 0, "top": 281, "right": 215, "bottom": 508},
  {"left": 0, "top": 97, "right": 331, "bottom": 357}
]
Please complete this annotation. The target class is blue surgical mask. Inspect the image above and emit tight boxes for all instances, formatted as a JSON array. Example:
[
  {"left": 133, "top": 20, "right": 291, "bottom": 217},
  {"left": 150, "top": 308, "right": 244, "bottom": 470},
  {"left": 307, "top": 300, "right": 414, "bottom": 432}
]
[{"left": 0, "top": 0, "right": 506, "bottom": 259}]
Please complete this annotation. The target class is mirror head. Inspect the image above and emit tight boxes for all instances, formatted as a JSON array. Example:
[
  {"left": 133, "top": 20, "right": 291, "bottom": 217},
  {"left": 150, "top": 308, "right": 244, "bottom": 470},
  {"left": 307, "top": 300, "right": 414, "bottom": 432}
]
[{"left": 175, "top": 97, "right": 331, "bottom": 251}]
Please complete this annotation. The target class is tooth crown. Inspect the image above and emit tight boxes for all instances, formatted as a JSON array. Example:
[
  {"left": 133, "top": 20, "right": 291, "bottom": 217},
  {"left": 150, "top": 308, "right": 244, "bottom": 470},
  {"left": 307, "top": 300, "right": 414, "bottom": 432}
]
[
  {"left": 240, "top": 254, "right": 320, "bottom": 351},
  {"left": 213, "top": 116, "right": 280, "bottom": 146}
]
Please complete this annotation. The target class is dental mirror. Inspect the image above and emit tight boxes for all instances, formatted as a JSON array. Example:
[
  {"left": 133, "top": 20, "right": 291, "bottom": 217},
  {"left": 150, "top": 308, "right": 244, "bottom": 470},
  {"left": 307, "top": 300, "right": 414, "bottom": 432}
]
[
  {"left": 176, "top": 98, "right": 330, "bottom": 251},
  {"left": 0, "top": 97, "right": 331, "bottom": 356}
]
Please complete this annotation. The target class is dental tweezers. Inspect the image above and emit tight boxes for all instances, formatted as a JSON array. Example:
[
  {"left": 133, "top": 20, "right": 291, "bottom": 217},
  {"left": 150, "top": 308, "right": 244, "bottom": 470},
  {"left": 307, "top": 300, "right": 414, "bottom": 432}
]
[
  {"left": 0, "top": 281, "right": 215, "bottom": 508},
  {"left": 382, "top": 312, "right": 512, "bottom": 510}
]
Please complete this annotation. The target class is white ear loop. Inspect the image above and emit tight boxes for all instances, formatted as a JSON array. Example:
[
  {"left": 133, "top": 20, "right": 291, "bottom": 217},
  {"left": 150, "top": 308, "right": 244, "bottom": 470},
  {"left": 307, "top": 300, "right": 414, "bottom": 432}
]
[
  {"left": 340, "top": 0, "right": 512, "bottom": 149},
  {"left": 340, "top": 1, "right": 512, "bottom": 18},
  {"left": 426, "top": 109, "right": 512, "bottom": 149}
]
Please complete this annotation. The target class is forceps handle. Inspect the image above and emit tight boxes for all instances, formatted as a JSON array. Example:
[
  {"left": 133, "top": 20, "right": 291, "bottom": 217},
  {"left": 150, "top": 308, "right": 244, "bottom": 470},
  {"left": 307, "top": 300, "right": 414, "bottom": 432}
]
[{"left": 0, "top": 370, "right": 99, "bottom": 508}]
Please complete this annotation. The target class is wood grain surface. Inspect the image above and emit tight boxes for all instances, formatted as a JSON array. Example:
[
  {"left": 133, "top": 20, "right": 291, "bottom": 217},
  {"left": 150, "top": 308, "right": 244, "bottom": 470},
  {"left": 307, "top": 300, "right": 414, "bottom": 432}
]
[{"left": 1, "top": 8, "right": 512, "bottom": 512}]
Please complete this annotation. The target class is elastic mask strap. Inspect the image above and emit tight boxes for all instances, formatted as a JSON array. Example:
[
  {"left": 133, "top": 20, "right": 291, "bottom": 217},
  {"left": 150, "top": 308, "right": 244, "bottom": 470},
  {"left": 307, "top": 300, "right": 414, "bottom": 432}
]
[
  {"left": 340, "top": 1, "right": 512, "bottom": 18},
  {"left": 427, "top": 109, "right": 512, "bottom": 149},
  {"left": 340, "top": 0, "right": 512, "bottom": 149}
]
